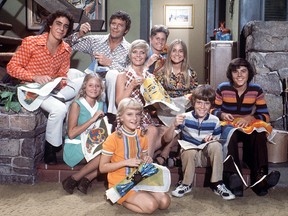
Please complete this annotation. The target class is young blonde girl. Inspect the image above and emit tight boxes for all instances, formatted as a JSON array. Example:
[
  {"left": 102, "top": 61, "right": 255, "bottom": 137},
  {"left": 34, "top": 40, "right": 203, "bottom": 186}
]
[
  {"left": 62, "top": 74, "right": 105, "bottom": 194},
  {"left": 99, "top": 98, "right": 171, "bottom": 214}
]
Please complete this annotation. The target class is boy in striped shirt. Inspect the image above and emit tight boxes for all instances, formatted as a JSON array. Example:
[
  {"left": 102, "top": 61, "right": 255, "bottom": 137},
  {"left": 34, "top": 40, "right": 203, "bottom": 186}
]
[{"left": 164, "top": 84, "right": 235, "bottom": 200}]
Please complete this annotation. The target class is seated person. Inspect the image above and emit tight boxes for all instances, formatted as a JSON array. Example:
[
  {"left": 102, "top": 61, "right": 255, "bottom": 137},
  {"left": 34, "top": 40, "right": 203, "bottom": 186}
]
[
  {"left": 146, "top": 25, "right": 169, "bottom": 74},
  {"left": 99, "top": 98, "right": 171, "bottom": 214},
  {"left": 62, "top": 74, "right": 105, "bottom": 195},
  {"left": 163, "top": 85, "right": 235, "bottom": 200},
  {"left": 6, "top": 10, "right": 78, "bottom": 165}
]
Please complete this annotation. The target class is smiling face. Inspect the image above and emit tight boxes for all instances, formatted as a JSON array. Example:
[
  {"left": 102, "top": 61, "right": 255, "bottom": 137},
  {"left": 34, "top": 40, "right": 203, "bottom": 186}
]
[
  {"left": 49, "top": 16, "right": 70, "bottom": 41},
  {"left": 194, "top": 99, "right": 211, "bottom": 120},
  {"left": 120, "top": 108, "right": 142, "bottom": 132},
  {"left": 231, "top": 66, "right": 249, "bottom": 88},
  {"left": 170, "top": 43, "right": 185, "bottom": 64},
  {"left": 150, "top": 32, "right": 167, "bottom": 54},
  {"left": 109, "top": 18, "right": 127, "bottom": 40},
  {"left": 130, "top": 47, "right": 147, "bottom": 67},
  {"left": 85, "top": 77, "right": 102, "bottom": 100}
]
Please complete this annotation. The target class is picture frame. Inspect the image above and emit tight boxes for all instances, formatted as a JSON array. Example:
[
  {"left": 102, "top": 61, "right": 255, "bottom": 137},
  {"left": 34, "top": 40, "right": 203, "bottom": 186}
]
[
  {"left": 26, "top": 0, "right": 107, "bottom": 31},
  {"left": 164, "top": 4, "right": 194, "bottom": 29}
]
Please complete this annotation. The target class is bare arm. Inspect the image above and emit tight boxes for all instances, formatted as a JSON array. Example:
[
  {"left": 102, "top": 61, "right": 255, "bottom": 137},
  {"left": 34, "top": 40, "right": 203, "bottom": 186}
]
[
  {"left": 162, "top": 114, "right": 185, "bottom": 143},
  {"left": 67, "top": 102, "right": 104, "bottom": 139}
]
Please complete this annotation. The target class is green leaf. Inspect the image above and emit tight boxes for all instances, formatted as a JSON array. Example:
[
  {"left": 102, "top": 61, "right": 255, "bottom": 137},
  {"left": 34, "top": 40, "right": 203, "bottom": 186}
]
[
  {"left": 10, "top": 102, "right": 21, "bottom": 113},
  {"left": 1, "top": 91, "right": 13, "bottom": 99}
]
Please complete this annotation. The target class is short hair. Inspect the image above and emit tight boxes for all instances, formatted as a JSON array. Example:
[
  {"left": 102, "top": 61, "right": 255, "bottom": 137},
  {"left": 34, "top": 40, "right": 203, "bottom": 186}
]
[
  {"left": 77, "top": 73, "right": 104, "bottom": 101},
  {"left": 150, "top": 25, "right": 170, "bottom": 39},
  {"left": 109, "top": 11, "right": 131, "bottom": 34},
  {"left": 226, "top": 58, "right": 255, "bottom": 83},
  {"left": 45, "top": 10, "right": 74, "bottom": 37},
  {"left": 128, "top": 39, "right": 150, "bottom": 61},
  {"left": 191, "top": 84, "right": 216, "bottom": 107}
]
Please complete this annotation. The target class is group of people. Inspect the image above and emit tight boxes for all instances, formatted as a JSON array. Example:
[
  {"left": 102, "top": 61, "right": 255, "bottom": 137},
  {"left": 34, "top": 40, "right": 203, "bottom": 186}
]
[{"left": 6, "top": 9, "right": 280, "bottom": 214}]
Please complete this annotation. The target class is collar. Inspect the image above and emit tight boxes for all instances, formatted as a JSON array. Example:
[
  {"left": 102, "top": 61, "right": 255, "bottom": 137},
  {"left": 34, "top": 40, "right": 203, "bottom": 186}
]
[{"left": 192, "top": 110, "right": 210, "bottom": 121}]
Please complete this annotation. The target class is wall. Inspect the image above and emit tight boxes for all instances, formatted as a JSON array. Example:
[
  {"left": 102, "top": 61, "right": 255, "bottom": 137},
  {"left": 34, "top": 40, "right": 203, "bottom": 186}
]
[{"left": 151, "top": 0, "right": 206, "bottom": 83}]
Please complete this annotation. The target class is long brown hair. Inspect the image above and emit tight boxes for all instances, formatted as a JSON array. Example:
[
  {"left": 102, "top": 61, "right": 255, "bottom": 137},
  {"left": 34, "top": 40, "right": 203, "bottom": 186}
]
[{"left": 162, "top": 39, "right": 190, "bottom": 89}]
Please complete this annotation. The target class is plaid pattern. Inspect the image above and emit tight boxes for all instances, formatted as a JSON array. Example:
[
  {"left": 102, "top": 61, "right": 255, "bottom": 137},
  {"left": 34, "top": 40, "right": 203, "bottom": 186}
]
[
  {"left": 7, "top": 33, "right": 71, "bottom": 82},
  {"left": 67, "top": 33, "right": 130, "bottom": 71},
  {"left": 124, "top": 66, "right": 157, "bottom": 125}
]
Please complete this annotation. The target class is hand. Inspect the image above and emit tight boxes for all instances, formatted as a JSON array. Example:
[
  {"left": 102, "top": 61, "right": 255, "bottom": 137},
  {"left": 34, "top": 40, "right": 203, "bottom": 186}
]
[
  {"left": 94, "top": 53, "right": 112, "bottom": 66},
  {"left": 147, "top": 54, "right": 159, "bottom": 67},
  {"left": 203, "top": 134, "right": 214, "bottom": 142},
  {"left": 221, "top": 113, "right": 234, "bottom": 122},
  {"left": 235, "top": 116, "right": 254, "bottom": 128},
  {"left": 142, "top": 155, "right": 153, "bottom": 164},
  {"left": 78, "top": 22, "right": 91, "bottom": 38},
  {"left": 174, "top": 114, "right": 185, "bottom": 127},
  {"left": 32, "top": 75, "right": 52, "bottom": 85},
  {"left": 92, "top": 110, "right": 104, "bottom": 122},
  {"left": 125, "top": 158, "right": 142, "bottom": 167},
  {"left": 132, "top": 77, "right": 144, "bottom": 88}
]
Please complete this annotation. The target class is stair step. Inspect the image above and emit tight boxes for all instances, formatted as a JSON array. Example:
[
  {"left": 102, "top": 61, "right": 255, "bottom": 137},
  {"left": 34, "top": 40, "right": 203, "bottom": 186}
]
[{"left": 37, "top": 161, "right": 251, "bottom": 187}]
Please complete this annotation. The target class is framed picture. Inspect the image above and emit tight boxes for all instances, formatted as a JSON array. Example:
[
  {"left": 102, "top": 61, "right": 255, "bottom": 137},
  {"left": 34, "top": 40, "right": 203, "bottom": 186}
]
[
  {"left": 26, "top": 0, "right": 107, "bottom": 31},
  {"left": 164, "top": 4, "right": 194, "bottom": 29}
]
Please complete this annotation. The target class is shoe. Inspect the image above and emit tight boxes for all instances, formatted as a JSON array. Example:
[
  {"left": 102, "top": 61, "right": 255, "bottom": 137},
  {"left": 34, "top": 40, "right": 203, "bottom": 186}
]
[
  {"left": 252, "top": 170, "right": 280, "bottom": 196},
  {"left": 44, "top": 141, "right": 57, "bottom": 165},
  {"left": 77, "top": 177, "right": 91, "bottom": 194},
  {"left": 213, "top": 183, "right": 235, "bottom": 200},
  {"left": 266, "top": 170, "right": 280, "bottom": 189},
  {"left": 229, "top": 174, "right": 243, "bottom": 197},
  {"left": 154, "top": 154, "right": 167, "bottom": 166},
  {"left": 62, "top": 176, "right": 78, "bottom": 194},
  {"left": 171, "top": 184, "right": 192, "bottom": 197}
]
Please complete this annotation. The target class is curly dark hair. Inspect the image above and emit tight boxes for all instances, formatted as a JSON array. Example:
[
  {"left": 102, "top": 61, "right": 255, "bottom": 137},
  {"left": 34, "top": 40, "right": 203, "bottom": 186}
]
[
  {"left": 45, "top": 10, "right": 74, "bottom": 37},
  {"left": 226, "top": 58, "right": 255, "bottom": 84},
  {"left": 109, "top": 10, "right": 131, "bottom": 35}
]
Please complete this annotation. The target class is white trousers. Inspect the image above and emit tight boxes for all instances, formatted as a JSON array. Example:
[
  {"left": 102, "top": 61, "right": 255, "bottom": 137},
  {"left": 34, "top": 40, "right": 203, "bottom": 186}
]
[
  {"left": 105, "top": 69, "right": 119, "bottom": 114},
  {"left": 40, "top": 69, "right": 85, "bottom": 147}
]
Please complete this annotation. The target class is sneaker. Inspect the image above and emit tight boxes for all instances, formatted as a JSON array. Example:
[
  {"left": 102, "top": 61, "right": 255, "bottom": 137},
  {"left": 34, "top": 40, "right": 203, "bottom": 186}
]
[
  {"left": 213, "top": 183, "right": 235, "bottom": 200},
  {"left": 171, "top": 184, "right": 192, "bottom": 197}
]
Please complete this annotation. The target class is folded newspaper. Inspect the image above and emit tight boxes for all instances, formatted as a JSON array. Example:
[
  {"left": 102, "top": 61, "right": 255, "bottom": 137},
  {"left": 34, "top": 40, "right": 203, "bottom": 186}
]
[
  {"left": 17, "top": 77, "right": 66, "bottom": 111},
  {"left": 140, "top": 77, "right": 180, "bottom": 116},
  {"left": 106, "top": 163, "right": 171, "bottom": 204}
]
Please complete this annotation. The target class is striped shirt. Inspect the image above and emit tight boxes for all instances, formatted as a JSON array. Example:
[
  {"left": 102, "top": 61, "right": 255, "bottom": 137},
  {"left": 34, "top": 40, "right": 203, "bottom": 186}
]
[
  {"left": 212, "top": 82, "right": 270, "bottom": 122},
  {"left": 179, "top": 111, "right": 221, "bottom": 146},
  {"left": 7, "top": 33, "right": 71, "bottom": 82},
  {"left": 67, "top": 33, "right": 130, "bottom": 71}
]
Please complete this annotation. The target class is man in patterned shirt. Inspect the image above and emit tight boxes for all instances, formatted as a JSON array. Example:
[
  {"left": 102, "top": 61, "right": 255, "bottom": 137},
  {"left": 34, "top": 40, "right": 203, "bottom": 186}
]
[
  {"left": 7, "top": 11, "right": 77, "bottom": 165},
  {"left": 67, "top": 11, "right": 131, "bottom": 122}
]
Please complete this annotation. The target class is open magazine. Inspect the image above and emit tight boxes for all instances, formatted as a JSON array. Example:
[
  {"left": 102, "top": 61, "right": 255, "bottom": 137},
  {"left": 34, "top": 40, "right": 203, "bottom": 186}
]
[
  {"left": 17, "top": 77, "right": 66, "bottom": 111},
  {"left": 106, "top": 163, "right": 171, "bottom": 204}
]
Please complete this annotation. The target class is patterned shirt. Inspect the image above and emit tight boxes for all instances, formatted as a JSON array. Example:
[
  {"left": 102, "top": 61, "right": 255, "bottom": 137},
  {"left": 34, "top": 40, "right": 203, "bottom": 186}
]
[
  {"left": 155, "top": 68, "right": 198, "bottom": 98},
  {"left": 179, "top": 111, "right": 221, "bottom": 146},
  {"left": 123, "top": 66, "right": 156, "bottom": 125},
  {"left": 7, "top": 33, "right": 71, "bottom": 82},
  {"left": 67, "top": 33, "right": 130, "bottom": 71},
  {"left": 212, "top": 82, "right": 270, "bottom": 122}
]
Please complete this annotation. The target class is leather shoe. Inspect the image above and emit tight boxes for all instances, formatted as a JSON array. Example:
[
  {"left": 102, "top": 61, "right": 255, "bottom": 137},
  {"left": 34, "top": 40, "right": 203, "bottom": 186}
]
[
  {"left": 77, "top": 177, "right": 91, "bottom": 194},
  {"left": 251, "top": 170, "right": 280, "bottom": 196},
  {"left": 44, "top": 141, "right": 57, "bottom": 165},
  {"left": 229, "top": 174, "right": 243, "bottom": 197},
  {"left": 62, "top": 176, "right": 78, "bottom": 194}
]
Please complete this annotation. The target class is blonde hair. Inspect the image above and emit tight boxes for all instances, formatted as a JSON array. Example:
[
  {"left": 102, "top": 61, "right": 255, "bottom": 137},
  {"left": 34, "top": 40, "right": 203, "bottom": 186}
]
[
  {"left": 128, "top": 39, "right": 150, "bottom": 61},
  {"left": 162, "top": 39, "right": 190, "bottom": 89},
  {"left": 116, "top": 98, "right": 146, "bottom": 136},
  {"left": 77, "top": 73, "right": 104, "bottom": 101}
]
